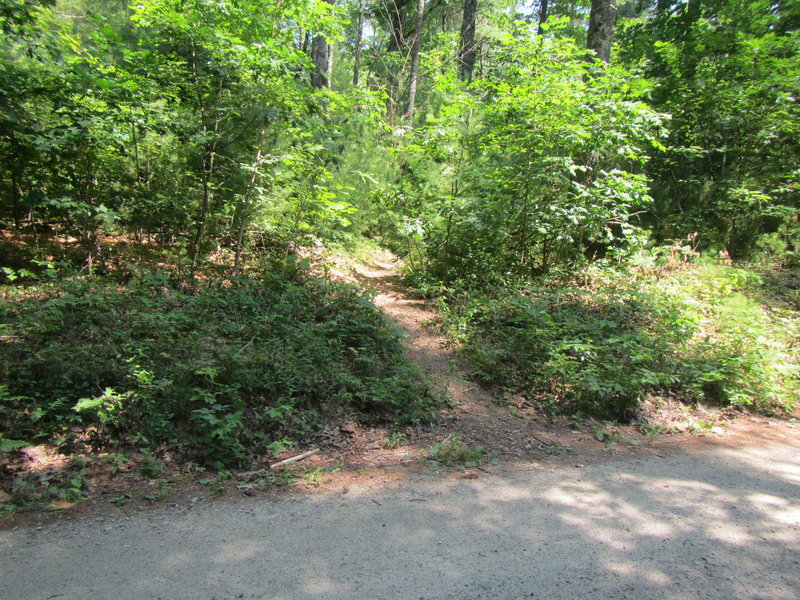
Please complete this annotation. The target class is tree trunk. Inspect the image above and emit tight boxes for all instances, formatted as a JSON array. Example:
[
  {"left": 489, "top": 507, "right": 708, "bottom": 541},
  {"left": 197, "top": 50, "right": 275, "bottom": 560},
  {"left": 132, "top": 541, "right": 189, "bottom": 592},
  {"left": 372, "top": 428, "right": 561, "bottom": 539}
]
[
  {"left": 311, "top": 36, "right": 329, "bottom": 88},
  {"left": 586, "top": 0, "right": 617, "bottom": 63},
  {"left": 403, "top": 0, "right": 425, "bottom": 120},
  {"left": 326, "top": 43, "right": 334, "bottom": 87},
  {"left": 9, "top": 166, "right": 22, "bottom": 229},
  {"left": 189, "top": 147, "right": 216, "bottom": 273},
  {"left": 188, "top": 39, "right": 219, "bottom": 274},
  {"left": 386, "top": 0, "right": 410, "bottom": 117},
  {"left": 537, "top": 0, "right": 549, "bottom": 36},
  {"left": 311, "top": 0, "right": 335, "bottom": 88},
  {"left": 353, "top": 0, "right": 364, "bottom": 86},
  {"left": 458, "top": 0, "right": 477, "bottom": 82},
  {"left": 387, "top": 0, "right": 410, "bottom": 53}
]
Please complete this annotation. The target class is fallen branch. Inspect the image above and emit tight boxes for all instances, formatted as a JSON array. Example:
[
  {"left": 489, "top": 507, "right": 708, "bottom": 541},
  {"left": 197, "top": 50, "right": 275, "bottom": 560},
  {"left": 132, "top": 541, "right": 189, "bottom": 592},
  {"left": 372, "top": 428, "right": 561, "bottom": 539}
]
[
  {"left": 237, "top": 468, "right": 268, "bottom": 480},
  {"left": 269, "top": 448, "right": 320, "bottom": 470},
  {"left": 530, "top": 434, "right": 552, "bottom": 447},
  {"left": 236, "top": 448, "right": 322, "bottom": 480}
]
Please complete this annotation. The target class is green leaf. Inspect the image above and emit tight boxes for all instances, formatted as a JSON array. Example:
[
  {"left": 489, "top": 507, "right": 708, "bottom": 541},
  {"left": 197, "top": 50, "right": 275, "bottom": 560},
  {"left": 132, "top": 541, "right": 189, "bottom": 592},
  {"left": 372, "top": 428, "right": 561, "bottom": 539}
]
[{"left": 0, "top": 436, "right": 27, "bottom": 454}]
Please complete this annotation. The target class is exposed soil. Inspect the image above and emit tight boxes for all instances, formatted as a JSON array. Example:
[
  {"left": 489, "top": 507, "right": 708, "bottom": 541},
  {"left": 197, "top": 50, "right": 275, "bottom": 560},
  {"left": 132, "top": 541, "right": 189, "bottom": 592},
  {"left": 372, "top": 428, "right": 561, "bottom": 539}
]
[
  {"left": 2, "top": 412, "right": 798, "bottom": 600},
  {"left": 327, "top": 250, "right": 796, "bottom": 460}
]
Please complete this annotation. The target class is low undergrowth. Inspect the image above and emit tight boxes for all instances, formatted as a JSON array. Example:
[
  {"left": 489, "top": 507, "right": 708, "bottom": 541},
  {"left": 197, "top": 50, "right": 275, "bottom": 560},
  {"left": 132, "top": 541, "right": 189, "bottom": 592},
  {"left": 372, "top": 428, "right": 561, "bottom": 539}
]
[
  {"left": 426, "top": 435, "right": 486, "bottom": 470},
  {"left": 427, "top": 262, "right": 799, "bottom": 420},
  {"left": 0, "top": 262, "right": 439, "bottom": 470}
]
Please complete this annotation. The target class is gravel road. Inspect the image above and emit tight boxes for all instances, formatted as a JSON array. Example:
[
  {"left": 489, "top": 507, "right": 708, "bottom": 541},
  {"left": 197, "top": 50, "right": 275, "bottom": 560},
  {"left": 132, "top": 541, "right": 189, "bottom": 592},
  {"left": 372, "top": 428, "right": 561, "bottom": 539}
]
[{"left": 2, "top": 435, "right": 798, "bottom": 600}]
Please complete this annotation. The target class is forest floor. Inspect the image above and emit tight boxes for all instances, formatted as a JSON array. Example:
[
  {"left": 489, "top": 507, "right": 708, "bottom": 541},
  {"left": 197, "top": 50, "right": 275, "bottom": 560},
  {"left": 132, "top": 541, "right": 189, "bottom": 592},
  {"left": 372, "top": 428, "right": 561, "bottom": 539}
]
[{"left": 1, "top": 249, "right": 799, "bottom": 598}]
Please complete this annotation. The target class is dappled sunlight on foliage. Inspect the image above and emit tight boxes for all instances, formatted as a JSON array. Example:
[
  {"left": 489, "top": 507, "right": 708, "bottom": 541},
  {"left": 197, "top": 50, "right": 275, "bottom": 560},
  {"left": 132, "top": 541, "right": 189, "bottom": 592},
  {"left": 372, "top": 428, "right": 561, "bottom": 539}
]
[
  {"left": 0, "top": 267, "right": 439, "bottom": 467},
  {"left": 0, "top": 0, "right": 797, "bottom": 494},
  {"left": 431, "top": 258, "right": 799, "bottom": 419}
]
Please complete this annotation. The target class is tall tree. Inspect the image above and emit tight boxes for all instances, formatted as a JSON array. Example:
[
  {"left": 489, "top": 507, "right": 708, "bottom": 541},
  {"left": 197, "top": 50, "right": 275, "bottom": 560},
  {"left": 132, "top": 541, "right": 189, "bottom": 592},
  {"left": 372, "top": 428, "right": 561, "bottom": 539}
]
[
  {"left": 386, "top": 0, "right": 410, "bottom": 52},
  {"left": 587, "top": 0, "right": 617, "bottom": 63},
  {"left": 537, "top": 0, "right": 549, "bottom": 37},
  {"left": 353, "top": 0, "right": 365, "bottom": 86},
  {"left": 403, "top": 0, "right": 425, "bottom": 119},
  {"left": 311, "top": 0, "right": 335, "bottom": 88},
  {"left": 380, "top": 0, "right": 411, "bottom": 116},
  {"left": 458, "top": 0, "right": 477, "bottom": 81},
  {"left": 311, "top": 35, "right": 330, "bottom": 87}
]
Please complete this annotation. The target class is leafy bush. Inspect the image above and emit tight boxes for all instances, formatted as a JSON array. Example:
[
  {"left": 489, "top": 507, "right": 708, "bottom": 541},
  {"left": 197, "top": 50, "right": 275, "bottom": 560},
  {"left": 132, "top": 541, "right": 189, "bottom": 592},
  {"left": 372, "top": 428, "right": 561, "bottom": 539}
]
[
  {"left": 395, "top": 30, "right": 665, "bottom": 284},
  {"left": 450, "top": 286, "right": 691, "bottom": 418},
  {"left": 438, "top": 263, "right": 798, "bottom": 419},
  {"left": 0, "top": 267, "right": 438, "bottom": 467}
]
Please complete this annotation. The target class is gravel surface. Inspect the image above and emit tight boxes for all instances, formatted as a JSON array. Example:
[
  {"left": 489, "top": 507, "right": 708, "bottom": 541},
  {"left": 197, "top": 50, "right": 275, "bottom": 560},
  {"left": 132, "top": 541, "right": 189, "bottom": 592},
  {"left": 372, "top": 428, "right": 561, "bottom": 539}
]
[{"left": 2, "top": 437, "right": 799, "bottom": 600}]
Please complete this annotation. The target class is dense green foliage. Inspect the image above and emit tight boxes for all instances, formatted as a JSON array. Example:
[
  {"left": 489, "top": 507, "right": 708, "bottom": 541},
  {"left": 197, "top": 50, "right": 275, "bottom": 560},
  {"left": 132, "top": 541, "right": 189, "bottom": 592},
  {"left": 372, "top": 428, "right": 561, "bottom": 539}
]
[
  {"left": 0, "top": 268, "right": 437, "bottom": 467},
  {"left": 399, "top": 28, "right": 664, "bottom": 283},
  {"left": 0, "top": 0, "right": 370, "bottom": 269},
  {"left": 1, "top": 0, "right": 797, "bottom": 266},
  {"left": 620, "top": 0, "right": 800, "bottom": 258},
  {"left": 436, "top": 259, "right": 798, "bottom": 418}
]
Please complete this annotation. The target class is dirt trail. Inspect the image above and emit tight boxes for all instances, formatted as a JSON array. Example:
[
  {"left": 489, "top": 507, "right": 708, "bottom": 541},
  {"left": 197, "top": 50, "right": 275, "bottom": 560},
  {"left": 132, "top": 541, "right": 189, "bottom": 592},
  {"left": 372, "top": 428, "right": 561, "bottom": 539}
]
[
  {"left": 351, "top": 252, "right": 555, "bottom": 457},
  {"left": 345, "top": 251, "right": 789, "bottom": 462}
]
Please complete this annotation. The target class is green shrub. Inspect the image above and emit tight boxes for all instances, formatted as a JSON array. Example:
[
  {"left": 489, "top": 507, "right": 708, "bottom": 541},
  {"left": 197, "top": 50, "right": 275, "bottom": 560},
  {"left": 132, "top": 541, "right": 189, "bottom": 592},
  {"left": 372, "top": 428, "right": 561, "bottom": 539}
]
[
  {"left": 0, "top": 267, "right": 439, "bottom": 466},
  {"left": 439, "top": 264, "right": 798, "bottom": 419},
  {"left": 453, "top": 286, "right": 691, "bottom": 418}
]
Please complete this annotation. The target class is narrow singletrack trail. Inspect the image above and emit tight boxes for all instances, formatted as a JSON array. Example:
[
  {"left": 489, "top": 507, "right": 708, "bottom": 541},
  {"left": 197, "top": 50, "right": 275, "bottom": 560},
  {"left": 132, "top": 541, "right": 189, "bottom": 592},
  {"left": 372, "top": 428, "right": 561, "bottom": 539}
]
[
  {"left": 351, "top": 252, "right": 555, "bottom": 457},
  {"left": 345, "top": 251, "right": 795, "bottom": 460},
  {"left": 2, "top": 251, "right": 799, "bottom": 600}
]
